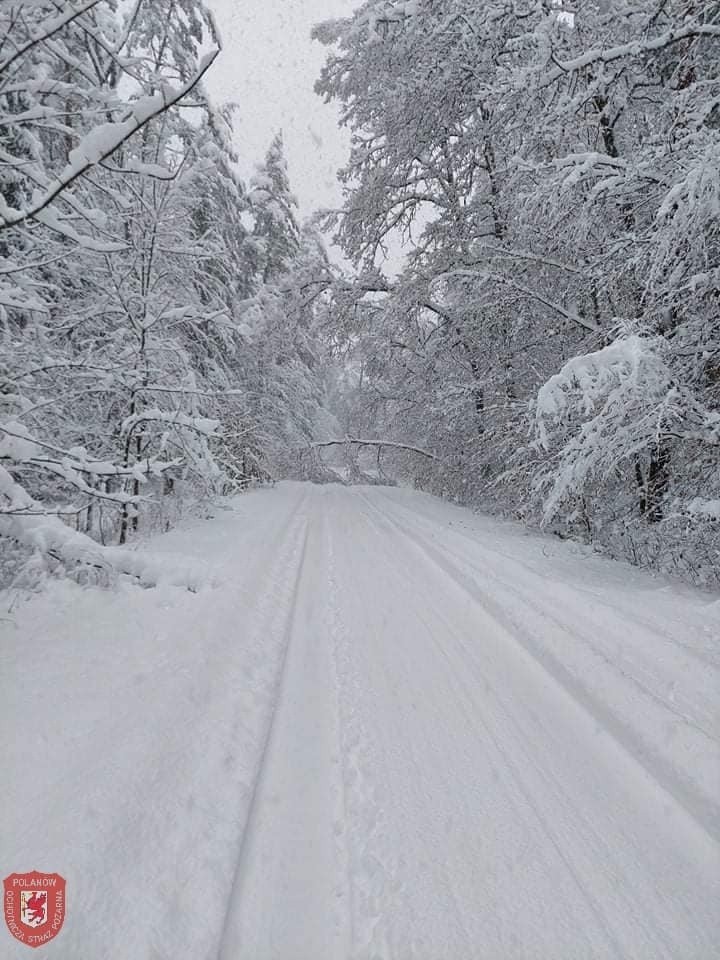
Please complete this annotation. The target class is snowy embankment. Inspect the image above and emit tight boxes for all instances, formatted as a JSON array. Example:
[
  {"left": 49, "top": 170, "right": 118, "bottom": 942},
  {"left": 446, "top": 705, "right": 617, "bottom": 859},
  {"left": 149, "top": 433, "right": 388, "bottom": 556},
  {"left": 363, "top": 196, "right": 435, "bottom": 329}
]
[
  {"left": 1, "top": 483, "right": 718, "bottom": 958},
  {"left": 1, "top": 485, "right": 309, "bottom": 958}
]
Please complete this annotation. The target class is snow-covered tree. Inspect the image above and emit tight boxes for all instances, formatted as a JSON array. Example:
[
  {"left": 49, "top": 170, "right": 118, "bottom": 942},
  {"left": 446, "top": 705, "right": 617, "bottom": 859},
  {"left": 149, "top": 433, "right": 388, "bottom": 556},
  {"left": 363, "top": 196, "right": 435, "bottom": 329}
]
[
  {"left": 315, "top": 0, "right": 720, "bottom": 583},
  {"left": 0, "top": 1, "right": 254, "bottom": 582},
  {"left": 250, "top": 132, "right": 301, "bottom": 283}
]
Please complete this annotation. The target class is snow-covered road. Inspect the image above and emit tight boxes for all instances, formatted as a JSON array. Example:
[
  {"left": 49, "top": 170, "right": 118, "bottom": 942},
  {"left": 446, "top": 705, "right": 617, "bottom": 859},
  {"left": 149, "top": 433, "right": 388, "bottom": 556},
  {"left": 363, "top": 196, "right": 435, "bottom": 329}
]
[{"left": 2, "top": 484, "right": 719, "bottom": 959}]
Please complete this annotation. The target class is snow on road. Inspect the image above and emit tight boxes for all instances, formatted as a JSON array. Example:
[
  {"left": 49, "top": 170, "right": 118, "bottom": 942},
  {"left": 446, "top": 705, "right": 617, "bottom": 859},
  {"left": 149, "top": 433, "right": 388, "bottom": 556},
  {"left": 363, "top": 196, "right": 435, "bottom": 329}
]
[{"left": 1, "top": 483, "right": 718, "bottom": 958}]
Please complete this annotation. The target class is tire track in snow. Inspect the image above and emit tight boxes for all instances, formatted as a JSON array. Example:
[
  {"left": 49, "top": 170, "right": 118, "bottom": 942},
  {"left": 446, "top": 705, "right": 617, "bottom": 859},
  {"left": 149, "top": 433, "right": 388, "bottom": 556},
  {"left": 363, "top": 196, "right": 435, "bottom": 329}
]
[
  {"left": 350, "top": 509, "right": 635, "bottom": 954},
  {"left": 348, "top": 490, "right": 718, "bottom": 957},
  {"left": 217, "top": 490, "right": 353, "bottom": 959},
  {"left": 331, "top": 492, "right": 625, "bottom": 956},
  {"left": 374, "top": 492, "right": 719, "bottom": 745},
  {"left": 357, "top": 490, "right": 720, "bottom": 845},
  {"left": 216, "top": 513, "right": 312, "bottom": 959},
  {"left": 350, "top": 495, "right": 628, "bottom": 957},
  {"left": 1, "top": 485, "right": 316, "bottom": 960},
  {"left": 376, "top": 487, "right": 720, "bottom": 671}
]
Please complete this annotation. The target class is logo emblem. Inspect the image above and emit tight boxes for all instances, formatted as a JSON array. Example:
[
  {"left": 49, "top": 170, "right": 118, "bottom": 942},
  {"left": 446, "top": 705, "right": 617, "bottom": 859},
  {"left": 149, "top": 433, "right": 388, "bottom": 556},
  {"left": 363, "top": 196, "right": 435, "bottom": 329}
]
[{"left": 3, "top": 872, "right": 66, "bottom": 949}]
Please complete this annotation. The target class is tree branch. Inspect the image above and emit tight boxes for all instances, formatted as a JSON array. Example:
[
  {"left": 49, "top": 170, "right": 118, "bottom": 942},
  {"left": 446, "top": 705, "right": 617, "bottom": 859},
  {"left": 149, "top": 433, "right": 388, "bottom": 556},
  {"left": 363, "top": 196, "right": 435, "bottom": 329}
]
[
  {"left": 0, "top": 0, "right": 104, "bottom": 78},
  {"left": 0, "top": 48, "right": 219, "bottom": 231},
  {"left": 312, "top": 437, "right": 438, "bottom": 460},
  {"left": 543, "top": 24, "right": 720, "bottom": 86}
]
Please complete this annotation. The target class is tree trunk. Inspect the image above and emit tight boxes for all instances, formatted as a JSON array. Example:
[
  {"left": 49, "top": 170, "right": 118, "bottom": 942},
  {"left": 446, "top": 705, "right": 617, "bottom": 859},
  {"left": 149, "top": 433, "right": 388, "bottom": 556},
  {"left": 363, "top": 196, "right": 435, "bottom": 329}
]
[
  {"left": 636, "top": 443, "right": 670, "bottom": 523},
  {"left": 646, "top": 443, "right": 670, "bottom": 523}
]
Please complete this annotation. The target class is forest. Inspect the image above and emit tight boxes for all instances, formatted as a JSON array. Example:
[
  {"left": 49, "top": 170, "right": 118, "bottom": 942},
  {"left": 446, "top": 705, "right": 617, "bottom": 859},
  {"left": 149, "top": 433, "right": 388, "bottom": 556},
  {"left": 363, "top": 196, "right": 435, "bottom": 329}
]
[{"left": 2, "top": 0, "right": 719, "bottom": 588}]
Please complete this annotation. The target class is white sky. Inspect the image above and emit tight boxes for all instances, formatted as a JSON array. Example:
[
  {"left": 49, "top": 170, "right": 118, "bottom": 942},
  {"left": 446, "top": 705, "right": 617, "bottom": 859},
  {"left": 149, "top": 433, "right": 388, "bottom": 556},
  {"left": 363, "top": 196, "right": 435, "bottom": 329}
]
[{"left": 205, "top": 1, "right": 358, "bottom": 219}]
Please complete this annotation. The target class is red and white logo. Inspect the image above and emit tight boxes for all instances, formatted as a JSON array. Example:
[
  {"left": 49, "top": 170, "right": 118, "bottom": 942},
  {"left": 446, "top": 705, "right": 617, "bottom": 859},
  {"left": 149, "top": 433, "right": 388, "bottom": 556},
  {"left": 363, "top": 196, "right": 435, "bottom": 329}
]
[{"left": 3, "top": 872, "right": 66, "bottom": 949}]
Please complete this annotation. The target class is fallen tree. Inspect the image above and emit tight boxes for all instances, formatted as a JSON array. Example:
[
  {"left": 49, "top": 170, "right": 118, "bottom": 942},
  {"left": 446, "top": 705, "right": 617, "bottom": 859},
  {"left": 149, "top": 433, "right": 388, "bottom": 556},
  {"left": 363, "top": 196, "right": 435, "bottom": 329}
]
[{"left": 311, "top": 438, "right": 438, "bottom": 460}]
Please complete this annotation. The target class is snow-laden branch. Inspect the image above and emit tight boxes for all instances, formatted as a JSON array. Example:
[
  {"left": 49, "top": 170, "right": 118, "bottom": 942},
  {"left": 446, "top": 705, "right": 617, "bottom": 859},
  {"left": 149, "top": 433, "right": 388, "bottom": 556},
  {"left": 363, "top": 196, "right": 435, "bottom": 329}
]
[
  {"left": 436, "top": 269, "right": 600, "bottom": 333},
  {"left": 312, "top": 437, "right": 438, "bottom": 460},
  {"left": 0, "top": 464, "right": 208, "bottom": 590},
  {"left": 0, "top": 0, "right": 104, "bottom": 78},
  {"left": 0, "top": 423, "right": 178, "bottom": 505},
  {"left": 0, "top": 48, "right": 219, "bottom": 232},
  {"left": 532, "top": 334, "right": 720, "bottom": 522},
  {"left": 464, "top": 246, "right": 592, "bottom": 278},
  {"left": 0, "top": 286, "right": 49, "bottom": 312},
  {"left": 0, "top": 511, "right": 209, "bottom": 590},
  {"left": 0, "top": 144, "right": 126, "bottom": 251},
  {"left": 121, "top": 409, "right": 220, "bottom": 438},
  {"left": 534, "top": 335, "right": 670, "bottom": 449},
  {"left": 543, "top": 23, "right": 720, "bottom": 85}
]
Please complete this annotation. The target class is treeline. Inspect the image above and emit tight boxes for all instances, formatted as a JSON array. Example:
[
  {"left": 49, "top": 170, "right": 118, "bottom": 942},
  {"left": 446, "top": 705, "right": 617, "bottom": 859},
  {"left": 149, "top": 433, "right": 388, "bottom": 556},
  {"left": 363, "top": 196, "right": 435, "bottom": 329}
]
[
  {"left": 0, "top": 1, "right": 334, "bottom": 586},
  {"left": 315, "top": 0, "right": 720, "bottom": 585}
]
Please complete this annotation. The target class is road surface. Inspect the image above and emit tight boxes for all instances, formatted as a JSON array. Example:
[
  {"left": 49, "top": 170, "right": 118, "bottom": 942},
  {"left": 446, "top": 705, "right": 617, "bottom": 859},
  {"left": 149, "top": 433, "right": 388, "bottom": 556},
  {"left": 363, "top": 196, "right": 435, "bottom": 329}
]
[{"left": 2, "top": 483, "right": 718, "bottom": 958}]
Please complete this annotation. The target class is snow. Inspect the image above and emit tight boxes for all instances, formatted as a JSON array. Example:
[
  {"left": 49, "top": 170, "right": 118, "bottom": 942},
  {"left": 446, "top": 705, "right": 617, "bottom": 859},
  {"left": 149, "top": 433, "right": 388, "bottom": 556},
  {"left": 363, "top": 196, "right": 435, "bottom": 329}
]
[
  {"left": 0, "top": 421, "right": 42, "bottom": 462},
  {"left": 0, "top": 287, "right": 49, "bottom": 312},
  {"left": 0, "top": 511, "right": 211, "bottom": 589},
  {"left": 0, "top": 464, "right": 34, "bottom": 512},
  {"left": 688, "top": 497, "right": 720, "bottom": 520},
  {"left": 120, "top": 409, "right": 220, "bottom": 437},
  {"left": 113, "top": 157, "right": 175, "bottom": 180},
  {"left": 532, "top": 333, "right": 683, "bottom": 518},
  {"left": 32, "top": 206, "right": 126, "bottom": 252},
  {"left": 1, "top": 483, "right": 718, "bottom": 958},
  {"left": 535, "top": 334, "right": 665, "bottom": 428}
]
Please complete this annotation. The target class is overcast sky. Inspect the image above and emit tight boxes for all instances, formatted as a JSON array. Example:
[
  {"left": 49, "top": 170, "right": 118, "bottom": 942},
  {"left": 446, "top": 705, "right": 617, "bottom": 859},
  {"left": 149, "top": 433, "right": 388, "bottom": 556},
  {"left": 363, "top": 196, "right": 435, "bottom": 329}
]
[{"left": 205, "top": 1, "right": 357, "bottom": 219}]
